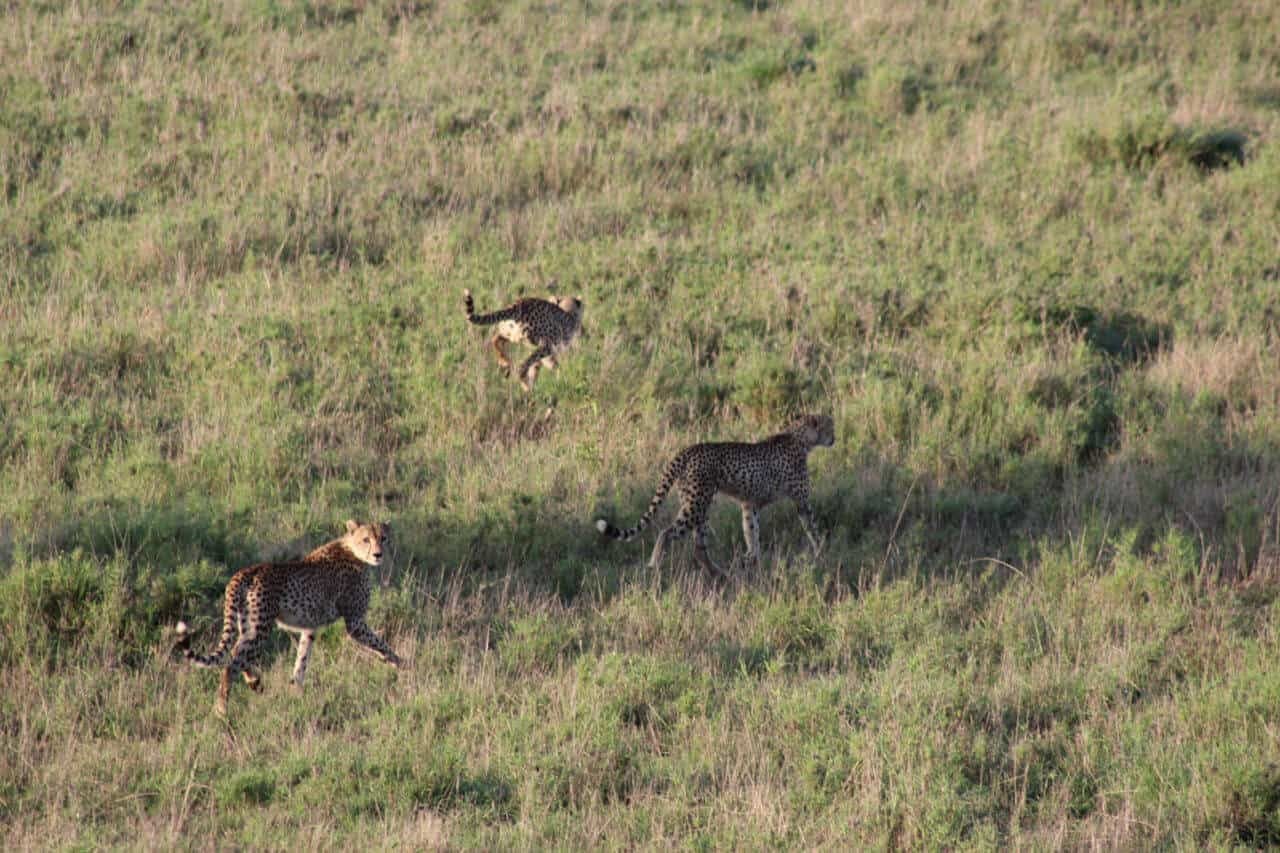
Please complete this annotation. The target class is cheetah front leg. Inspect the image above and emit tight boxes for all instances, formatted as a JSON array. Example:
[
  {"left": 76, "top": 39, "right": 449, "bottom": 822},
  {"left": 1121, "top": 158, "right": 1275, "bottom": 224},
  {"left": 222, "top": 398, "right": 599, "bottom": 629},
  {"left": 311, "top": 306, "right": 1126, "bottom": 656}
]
[
  {"left": 344, "top": 618, "right": 402, "bottom": 667},
  {"left": 740, "top": 504, "right": 762, "bottom": 569},
  {"left": 784, "top": 476, "right": 824, "bottom": 557},
  {"left": 289, "top": 630, "right": 316, "bottom": 689},
  {"left": 518, "top": 343, "right": 553, "bottom": 392},
  {"left": 795, "top": 496, "right": 823, "bottom": 556}
]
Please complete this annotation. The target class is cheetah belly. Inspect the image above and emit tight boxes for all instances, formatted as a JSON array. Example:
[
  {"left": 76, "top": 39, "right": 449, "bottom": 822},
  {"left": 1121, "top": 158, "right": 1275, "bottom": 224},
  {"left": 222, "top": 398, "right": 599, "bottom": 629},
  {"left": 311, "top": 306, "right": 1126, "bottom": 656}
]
[
  {"left": 720, "top": 464, "right": 780, "bottom": 505},
  {"left": 496, "top": 319, "right": 530, "bottom": 344},
  {"left": 277, "top": 603, "right": 338, "bottom": 631},
  {"left": 723, "top": 483, "right": 777, "bottom": 505}
]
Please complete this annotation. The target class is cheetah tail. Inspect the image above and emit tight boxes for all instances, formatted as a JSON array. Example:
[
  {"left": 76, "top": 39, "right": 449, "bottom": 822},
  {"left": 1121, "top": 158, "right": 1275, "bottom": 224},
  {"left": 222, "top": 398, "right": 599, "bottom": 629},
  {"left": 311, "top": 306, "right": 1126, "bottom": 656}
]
[
  {"left": 172, "top": 621, "right": 194, "bottom": 659},
  {"left": 595, "top": 454, "right": 685, "bottom": 542},
  {"left": 173, "top": 617, "right": 233, "bottom": 669},
  {"left": 462, "top": 290, "right": 515, "bottom": 326}
]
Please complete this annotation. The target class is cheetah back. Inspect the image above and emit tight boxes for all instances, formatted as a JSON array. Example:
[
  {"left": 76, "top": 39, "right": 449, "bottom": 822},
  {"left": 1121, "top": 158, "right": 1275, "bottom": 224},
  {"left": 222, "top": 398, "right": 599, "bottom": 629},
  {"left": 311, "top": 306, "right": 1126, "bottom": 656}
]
[
  {"left": 252, "top": 560, "right": 370, "bottom": 631},
  {"left": 677, "top": 438, "right": 807, "bottom": 507},
  {"left": 506, "top": 298, "right": 580, "bottom": 348}
]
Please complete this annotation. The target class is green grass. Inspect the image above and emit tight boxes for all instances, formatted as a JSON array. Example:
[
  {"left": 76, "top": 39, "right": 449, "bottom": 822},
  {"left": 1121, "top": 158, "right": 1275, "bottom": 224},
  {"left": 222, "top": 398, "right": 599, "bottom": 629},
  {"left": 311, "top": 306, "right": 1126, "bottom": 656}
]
[{"left": 3, "top": 0, "right": 1280, "bottom": 846}]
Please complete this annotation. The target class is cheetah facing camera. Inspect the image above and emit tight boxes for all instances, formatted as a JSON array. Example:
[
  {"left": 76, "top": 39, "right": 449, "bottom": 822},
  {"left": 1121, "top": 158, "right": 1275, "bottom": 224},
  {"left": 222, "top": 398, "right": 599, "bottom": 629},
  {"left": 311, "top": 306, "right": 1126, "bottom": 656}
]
[
  {"left": 173, "top": 520, "right": 402, "bottom": 717},
  {"left": 464, "top": 289, "right": 584, "bottom": 391},
  {"left": 596, "top": 414, "right": 836, "bottom": 578}
]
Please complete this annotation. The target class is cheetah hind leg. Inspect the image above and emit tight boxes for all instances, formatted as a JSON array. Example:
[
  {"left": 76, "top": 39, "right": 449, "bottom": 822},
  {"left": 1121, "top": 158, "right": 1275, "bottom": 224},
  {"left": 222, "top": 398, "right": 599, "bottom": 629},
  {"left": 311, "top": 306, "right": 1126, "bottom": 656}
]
[
  {"left": 218, "top": 631, "right": 268, "bottom": 716},
  {"left": 491, "top": 335, "right": 513, "bottom": 371},
  {"left": 694, "top": 524, "right": 728, "bottom": 581},
  {"left": 648, "top": 523, "right": 683, "bottom": 572},
  {"left": 216, "top": 669, "right": 232, "bottom": 717}
]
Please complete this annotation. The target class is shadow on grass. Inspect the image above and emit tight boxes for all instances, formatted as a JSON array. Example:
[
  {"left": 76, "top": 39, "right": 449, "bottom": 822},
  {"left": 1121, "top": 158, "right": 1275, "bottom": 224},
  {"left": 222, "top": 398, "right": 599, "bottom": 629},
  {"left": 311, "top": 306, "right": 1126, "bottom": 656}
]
[
  {"left": 42, "top": 496, "right": 262, "bottom": 570},
  {"left": 9, "top": 402, "right": 1278, "bottom": 675}
]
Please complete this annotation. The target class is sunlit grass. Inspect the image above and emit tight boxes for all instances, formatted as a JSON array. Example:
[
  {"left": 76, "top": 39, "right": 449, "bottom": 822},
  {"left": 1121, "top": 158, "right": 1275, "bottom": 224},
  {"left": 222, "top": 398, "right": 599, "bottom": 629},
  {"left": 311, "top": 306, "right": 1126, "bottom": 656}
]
[{"left": 3, "top": 0, "right": 1280, "bottom": 847}]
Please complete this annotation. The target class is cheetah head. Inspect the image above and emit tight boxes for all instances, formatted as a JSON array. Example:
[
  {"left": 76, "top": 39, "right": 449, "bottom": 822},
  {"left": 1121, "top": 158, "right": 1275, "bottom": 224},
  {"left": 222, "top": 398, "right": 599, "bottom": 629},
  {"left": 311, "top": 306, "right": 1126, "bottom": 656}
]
[
  {"left": 790, "top": 414, "right": 836, "bottom": 448},
  {"left": 557, "top": 296, "right": 584, "bottom": 326},
  {"left": 343, "top": 519, "right": 391, "bottom": 566}
]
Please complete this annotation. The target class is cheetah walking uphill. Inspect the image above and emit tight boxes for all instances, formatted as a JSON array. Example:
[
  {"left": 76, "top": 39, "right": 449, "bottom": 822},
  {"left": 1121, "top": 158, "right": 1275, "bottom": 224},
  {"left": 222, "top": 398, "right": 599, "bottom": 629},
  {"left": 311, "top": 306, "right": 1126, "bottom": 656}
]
[
  {"left": 463, "top": 289, "right": 583, "bottom": 391},
  {"left": 173, "top": 520, "right": 402, "bottom": 717},
  {"left": 596, "top": 414, "right": 836, "bottom": 579}
]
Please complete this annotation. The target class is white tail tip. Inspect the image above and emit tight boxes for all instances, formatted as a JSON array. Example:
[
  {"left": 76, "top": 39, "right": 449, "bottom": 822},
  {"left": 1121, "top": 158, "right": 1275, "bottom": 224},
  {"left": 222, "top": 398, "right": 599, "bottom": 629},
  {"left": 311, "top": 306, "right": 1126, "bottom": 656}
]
[
  {"left": 464, "top": 288, "right": 472, "bottom": 298},
  {"left": 595, "top": 519, "right": 608, "bottom": 533},
  {"left": 175, "top": 621, "right": 190, "bottom": 636}
]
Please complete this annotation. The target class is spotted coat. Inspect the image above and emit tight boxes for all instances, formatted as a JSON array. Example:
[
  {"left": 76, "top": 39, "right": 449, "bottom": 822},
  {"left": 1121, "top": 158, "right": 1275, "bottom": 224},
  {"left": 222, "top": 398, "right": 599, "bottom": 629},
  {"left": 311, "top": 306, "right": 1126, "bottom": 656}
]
[
  {"left": 174, "top": 520, "right": 400, "bottom": 716},
  {"left": 596, "top": 414, "right": 836, "bottom": 577},
  {"left": 464, "top": 289, "right": 583, "bottom": 391}
]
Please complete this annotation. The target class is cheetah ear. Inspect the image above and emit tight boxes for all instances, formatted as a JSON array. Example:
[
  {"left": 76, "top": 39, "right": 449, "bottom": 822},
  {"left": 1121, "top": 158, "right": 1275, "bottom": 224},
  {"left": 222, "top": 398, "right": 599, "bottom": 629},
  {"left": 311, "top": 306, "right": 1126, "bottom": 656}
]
[{"left": 345, "top": 519, "right": 359, "bottom": 534}]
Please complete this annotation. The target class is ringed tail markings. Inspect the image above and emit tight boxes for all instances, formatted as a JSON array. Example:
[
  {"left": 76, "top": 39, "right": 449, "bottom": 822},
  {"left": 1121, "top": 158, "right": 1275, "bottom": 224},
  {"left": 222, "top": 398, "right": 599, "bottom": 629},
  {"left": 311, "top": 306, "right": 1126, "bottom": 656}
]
[
  {"left": 595, "top": 452, "right": 689, "bottom": 541},
  {"left": 463, "top": 289, "right": 518, "bottom": 326}
]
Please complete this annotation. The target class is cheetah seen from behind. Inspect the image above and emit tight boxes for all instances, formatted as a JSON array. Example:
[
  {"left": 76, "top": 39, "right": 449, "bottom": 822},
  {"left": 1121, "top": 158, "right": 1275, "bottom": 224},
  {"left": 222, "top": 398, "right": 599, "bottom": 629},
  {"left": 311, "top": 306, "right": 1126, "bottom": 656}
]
[
  {"left": 463, "top": 289, "right": 583, "bottom": 391},
  {"left": 596, "top": 414, "right": 836, "bottom": 578},
  {"left": 174, "top": 519, "right": 401, "bottom": 717}
]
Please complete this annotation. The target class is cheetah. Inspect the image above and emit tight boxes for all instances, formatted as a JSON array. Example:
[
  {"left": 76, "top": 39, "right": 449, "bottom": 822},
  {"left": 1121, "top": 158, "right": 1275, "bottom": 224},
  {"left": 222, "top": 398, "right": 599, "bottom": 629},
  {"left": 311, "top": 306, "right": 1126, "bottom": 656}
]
[
  {"left": 463, "top": 289, "right": 583, "bottom": 391},
  {"left": 173, "top": 520, "right": 401, "bottom": 717},
  {"left": 595, "top": 414, "right": 836, "bottom": 577}
]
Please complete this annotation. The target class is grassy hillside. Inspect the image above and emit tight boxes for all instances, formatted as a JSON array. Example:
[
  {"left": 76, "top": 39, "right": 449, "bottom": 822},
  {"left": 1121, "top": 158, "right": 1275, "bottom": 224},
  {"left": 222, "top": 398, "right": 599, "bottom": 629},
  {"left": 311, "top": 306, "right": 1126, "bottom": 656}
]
[{"left": 3, "top": 0, "right": 1280, "bottom": 846}]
